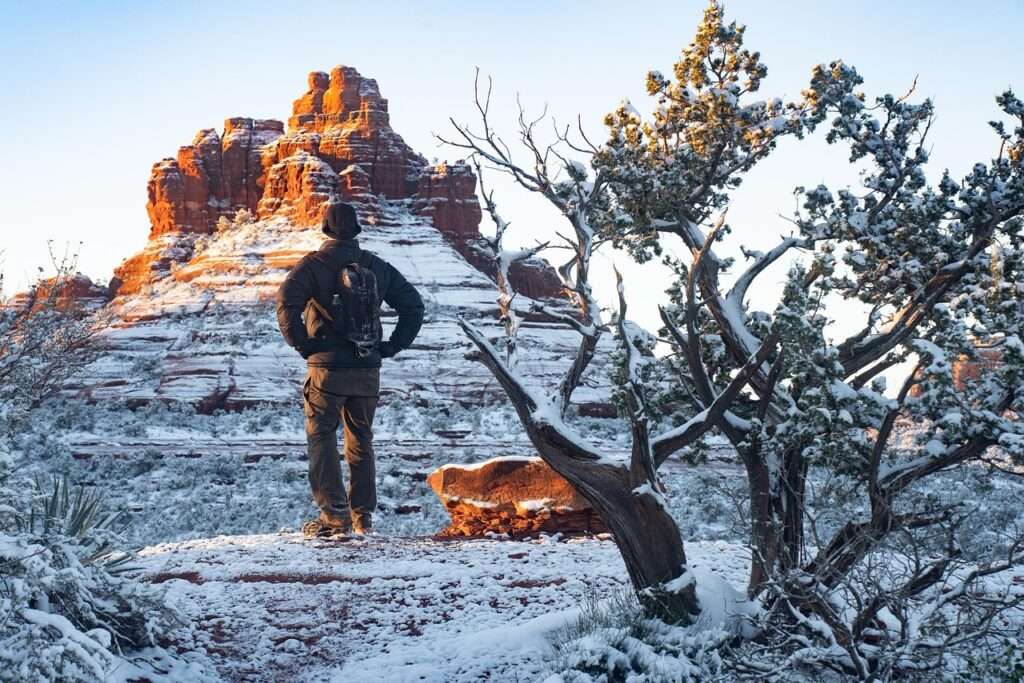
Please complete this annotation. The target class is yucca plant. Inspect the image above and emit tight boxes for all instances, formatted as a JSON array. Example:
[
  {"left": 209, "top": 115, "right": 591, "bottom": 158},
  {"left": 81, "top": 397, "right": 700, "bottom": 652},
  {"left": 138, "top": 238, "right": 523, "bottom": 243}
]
[
  {"left": 19, "top": 475, "right": 133, "bottom": 573},
  {"left": 1, "top": 473, "right": 178, "bottom": 680}
]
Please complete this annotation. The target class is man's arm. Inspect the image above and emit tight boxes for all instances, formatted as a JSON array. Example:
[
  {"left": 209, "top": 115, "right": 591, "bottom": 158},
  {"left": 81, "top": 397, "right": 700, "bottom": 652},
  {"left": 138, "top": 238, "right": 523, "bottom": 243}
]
[
  {"left": 276, "top": 259, "right": 314, "bottom": 356},
  {"left": 381, "top": 264, "right": 424, "bottom": 357}
]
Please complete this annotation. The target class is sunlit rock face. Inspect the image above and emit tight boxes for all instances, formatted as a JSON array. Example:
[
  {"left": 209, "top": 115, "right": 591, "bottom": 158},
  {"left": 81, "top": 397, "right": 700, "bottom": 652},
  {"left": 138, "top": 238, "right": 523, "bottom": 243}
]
[
  {"left": 427, "top": 457, "right": 608, "bottom": 538},
  {"left": 286, "top": 66, "right": 426, "bottom": 199},
  {"left": 907, "top": 346, "right": 1004, "bottom": 398},
  {"left": 80, "top": 66, "right": 616, "bottom": 414},
  {"left": 125, "top": 65, "right": 560, "bottom": 298},
  {"left": 952, "top": 348, "right": 1003, "bottom": 389},
  {"left": 145, "top": 121, "right": 284, "bottom": 239},
  {"left": 6, "top": 274, "right": 112, "bottom": 312}
]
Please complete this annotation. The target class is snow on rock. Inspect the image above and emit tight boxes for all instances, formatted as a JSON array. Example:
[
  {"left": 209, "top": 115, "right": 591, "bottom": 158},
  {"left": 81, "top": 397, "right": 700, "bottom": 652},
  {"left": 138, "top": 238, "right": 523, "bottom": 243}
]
[
  {"left": 134, "top": 533, "right": 748, "bottom": 683},
  {"left": 81, "top": 65, "right": 599, "bottom": 423},
  {"left": 428, "top": 456, "right": 608, "bottom": 538},
  {"left": 79, "top": 203, "right": 616, "bottom": 418}
]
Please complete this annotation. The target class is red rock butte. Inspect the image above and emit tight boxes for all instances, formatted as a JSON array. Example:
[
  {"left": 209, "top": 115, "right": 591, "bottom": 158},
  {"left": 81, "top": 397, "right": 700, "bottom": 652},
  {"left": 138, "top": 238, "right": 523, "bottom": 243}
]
[{"left": 117, "top": 65, "right": 561, "bottom": 299}]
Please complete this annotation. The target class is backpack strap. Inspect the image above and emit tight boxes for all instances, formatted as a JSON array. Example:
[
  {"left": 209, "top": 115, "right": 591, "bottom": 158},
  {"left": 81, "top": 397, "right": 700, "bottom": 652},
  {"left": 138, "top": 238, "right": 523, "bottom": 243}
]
[{"left": 357, "top": 250, "right": 375, "bottom": 269}]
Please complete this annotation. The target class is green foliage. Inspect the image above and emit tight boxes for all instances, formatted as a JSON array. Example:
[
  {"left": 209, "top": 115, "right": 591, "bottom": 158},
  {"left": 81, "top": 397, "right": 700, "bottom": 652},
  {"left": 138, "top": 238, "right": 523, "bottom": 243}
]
[
  {"left": 547, "top": 588, "right": 726, "bottom": 683},
  {"left": 960, "top": 636, "right": 1024, "bottom": 682},
  {"left": 19, "top": 475, "right": 133, "bottom": 572}
]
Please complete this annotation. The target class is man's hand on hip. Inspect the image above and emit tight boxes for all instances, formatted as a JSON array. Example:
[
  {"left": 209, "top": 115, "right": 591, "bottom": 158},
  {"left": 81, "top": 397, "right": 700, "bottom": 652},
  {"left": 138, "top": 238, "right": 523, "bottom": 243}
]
[
  {"left": 379, "top": 340, "right": 399, "bottom": 358},
  {"left": 298, "top": 338, "right": 330, "bottom": 359}
]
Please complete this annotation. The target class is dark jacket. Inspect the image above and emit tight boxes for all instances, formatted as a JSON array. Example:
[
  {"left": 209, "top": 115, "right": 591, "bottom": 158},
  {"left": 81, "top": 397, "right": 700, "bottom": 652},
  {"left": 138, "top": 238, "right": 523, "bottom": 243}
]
[{"left": 276, "top": 239, "right": 424, "bottom": 368}]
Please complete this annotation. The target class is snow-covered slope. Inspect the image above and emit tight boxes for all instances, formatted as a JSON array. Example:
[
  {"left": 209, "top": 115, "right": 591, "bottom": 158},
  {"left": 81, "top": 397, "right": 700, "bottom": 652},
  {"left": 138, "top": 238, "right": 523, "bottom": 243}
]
[{"left": 75, "top": 201, "right": 614, "bottom": 415}]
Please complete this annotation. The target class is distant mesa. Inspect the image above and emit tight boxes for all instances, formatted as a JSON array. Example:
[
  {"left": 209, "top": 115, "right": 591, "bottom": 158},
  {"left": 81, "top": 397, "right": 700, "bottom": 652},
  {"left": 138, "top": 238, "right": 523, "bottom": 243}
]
[{"left": 119, "top": 65, "right": 560, "bottom": 299}]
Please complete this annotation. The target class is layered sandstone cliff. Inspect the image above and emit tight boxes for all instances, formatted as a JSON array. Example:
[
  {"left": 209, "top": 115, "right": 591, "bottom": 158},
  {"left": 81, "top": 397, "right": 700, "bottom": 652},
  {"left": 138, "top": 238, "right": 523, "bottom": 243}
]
[
  {"left": 117, "top": 65, "right": 559, "bottom": 299},
  {"left": 66, "top": 65, "right": 618, "bottom": 416}
]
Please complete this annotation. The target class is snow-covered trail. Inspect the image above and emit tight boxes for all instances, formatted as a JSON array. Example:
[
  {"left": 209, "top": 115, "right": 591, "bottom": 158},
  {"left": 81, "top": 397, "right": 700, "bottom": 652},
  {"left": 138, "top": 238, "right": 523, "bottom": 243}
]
[{"left": 134, "top": 534, "right": 747, "bottom": 682}]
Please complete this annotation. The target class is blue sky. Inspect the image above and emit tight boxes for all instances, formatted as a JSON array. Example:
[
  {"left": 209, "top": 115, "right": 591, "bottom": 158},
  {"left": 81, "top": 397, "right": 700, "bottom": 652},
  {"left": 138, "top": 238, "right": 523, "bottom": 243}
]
[{"left": 1, "top": 0, "right": 1021, "bottom": 332}]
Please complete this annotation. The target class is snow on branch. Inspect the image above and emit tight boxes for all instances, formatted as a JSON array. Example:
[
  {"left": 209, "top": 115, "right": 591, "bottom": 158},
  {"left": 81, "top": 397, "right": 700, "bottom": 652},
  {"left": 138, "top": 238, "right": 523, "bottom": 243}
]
[
  {"left": 441, "top": 69, "right": 610, "bottom": 418},
  {"left": 457, "top": 316, "right": 610, "bottom": 470},
  {"left": 652, "top": 328, "right": 779, "bottom": 466},
  {"left": 471, "top": 156, "right": 549, "bottom": 365}
]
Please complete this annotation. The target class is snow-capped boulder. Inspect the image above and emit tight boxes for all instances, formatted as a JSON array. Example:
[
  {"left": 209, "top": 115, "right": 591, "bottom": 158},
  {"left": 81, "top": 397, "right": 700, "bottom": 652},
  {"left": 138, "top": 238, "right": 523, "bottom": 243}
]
[{"left": 427, "top": 456, "right": 608, "bottom": 538}]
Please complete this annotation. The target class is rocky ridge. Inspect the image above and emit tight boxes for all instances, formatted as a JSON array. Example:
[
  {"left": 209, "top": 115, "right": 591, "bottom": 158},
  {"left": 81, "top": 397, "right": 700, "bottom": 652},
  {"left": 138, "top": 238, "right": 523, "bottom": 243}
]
[{"left": 116, "top": 65, "right": 559, "bottom": 300}]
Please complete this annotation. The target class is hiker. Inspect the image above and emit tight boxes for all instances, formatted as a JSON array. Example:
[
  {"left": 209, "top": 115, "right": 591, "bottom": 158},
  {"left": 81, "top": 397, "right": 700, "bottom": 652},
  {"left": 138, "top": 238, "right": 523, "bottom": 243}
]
[{"left": 276, "top": 203, "right": 424, "bottom": 537}]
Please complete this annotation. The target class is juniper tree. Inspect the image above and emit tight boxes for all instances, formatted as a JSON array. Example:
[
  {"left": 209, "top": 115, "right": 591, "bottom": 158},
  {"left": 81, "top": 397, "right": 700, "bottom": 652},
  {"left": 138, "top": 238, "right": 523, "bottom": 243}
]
[
  {"left": 449, "top": 1, "right": 1023, "bottom": 675},
  {"left": 592, "top": 1, "right": 1023, "bottom": 675},
  {"left": 442, "top": 67, "right": 776, "bottom": 621}
]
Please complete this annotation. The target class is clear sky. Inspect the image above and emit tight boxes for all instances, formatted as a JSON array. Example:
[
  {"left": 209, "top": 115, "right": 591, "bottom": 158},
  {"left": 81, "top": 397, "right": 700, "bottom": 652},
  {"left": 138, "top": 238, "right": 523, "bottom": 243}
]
[{"left": 1, "top": 0, "right": 1021, "bottom": 335}]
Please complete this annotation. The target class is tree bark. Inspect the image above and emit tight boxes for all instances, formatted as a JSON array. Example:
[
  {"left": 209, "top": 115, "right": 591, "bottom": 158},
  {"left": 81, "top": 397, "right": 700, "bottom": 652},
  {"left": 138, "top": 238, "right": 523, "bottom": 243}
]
[
  {"left": 553, "top": 437, "right": 700, "bottom": 622},
  {"left": 460, "top": 320, "right": 701, "bottom": 622}
]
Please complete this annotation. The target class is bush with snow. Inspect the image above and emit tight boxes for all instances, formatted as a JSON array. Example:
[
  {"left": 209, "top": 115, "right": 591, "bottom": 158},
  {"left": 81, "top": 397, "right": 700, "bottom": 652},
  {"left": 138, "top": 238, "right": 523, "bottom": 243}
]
[
  {"left": 0, "top": 252, "right": 187, "bottom": 682},
  {"left": 0, "top": 467, "right": 180, "bottom": 682},
  {"left": 546, "top": 590, "right": 727, "bottom": 683}
]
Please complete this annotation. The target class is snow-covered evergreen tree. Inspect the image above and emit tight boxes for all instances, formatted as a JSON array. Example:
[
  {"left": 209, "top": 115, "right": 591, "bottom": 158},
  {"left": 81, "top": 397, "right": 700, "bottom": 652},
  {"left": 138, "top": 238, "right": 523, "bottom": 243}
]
[
  {"left": 450, "top": 1, "right": 1022, "bottom": 677},
  {"left": 590, "top": 1, "right": 1024, "bottom": 676}
]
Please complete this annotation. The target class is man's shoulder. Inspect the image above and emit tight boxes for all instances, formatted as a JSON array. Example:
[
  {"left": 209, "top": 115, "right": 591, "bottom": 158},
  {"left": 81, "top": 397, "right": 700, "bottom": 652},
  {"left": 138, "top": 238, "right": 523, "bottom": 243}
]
[
  {"left": 360, "top": 249, "right": 394, "bottom": 272},
  {"left": 296, "top": 250, "right": 331, "bottom": 269}
]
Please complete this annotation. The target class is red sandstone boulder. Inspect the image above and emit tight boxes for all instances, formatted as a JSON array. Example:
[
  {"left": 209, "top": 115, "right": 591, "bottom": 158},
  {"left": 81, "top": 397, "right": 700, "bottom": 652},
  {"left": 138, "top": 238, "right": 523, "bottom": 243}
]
[
  {"left": 427, "top": 456, "right": 607, "bottom": 538},
  {"left": 459, "top": 239, "right": 565, "bottom": 300},
  {"left": 508, "top": 258, "right": 564, "bottom": 301}
]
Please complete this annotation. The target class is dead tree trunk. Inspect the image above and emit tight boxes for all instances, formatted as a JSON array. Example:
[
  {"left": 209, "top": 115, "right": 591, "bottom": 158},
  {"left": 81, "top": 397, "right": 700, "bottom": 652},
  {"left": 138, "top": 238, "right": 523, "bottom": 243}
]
[{"left": 460, "top": 321, "right": 701, "bottom": 621}]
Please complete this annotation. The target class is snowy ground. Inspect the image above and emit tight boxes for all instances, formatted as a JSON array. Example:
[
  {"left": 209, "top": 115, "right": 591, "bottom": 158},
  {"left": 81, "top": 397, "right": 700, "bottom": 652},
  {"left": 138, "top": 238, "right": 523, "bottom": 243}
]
[
  {"left": 130, "top": 533, "right": 748, "bottom": 683},
  {"left": 11, "top": 399, "right": 1023, "bottom": 682},
  {"left": 17, "top": 398, "right": 743, "bottom": 548}
]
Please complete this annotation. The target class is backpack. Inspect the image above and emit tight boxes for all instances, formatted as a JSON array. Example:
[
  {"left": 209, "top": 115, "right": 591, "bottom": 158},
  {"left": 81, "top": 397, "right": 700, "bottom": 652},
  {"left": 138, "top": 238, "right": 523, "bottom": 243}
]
[{"left": 313, "top": 251, "right": 383, "bottom": 357}]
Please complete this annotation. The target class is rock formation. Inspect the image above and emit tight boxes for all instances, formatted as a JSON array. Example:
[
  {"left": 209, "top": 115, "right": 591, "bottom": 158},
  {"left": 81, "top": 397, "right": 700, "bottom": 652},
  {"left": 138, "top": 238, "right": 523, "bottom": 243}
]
[
  {"left": 908, "top": 345, "right": 1003, "bottom": 398},
  {"left": 410, "top": 161, "right": 482, "bottom": 238},
  {"left": 79, "top": 66, "right": 616, "bottom": 415},
  {"left": 119, "top": 65, "right": 561, "bottom": 299},
  {"left": 145, "top": 121, "right": 284, "bottom": 238},
  {"left": 427, "top": 457, "right": 608, "bottom": 538},
  {"left": 951, "top": 347, "right": 1002, "bottom": 388},
  {"left": 6, "top": 274, "right": 112, "bottom": 312}
]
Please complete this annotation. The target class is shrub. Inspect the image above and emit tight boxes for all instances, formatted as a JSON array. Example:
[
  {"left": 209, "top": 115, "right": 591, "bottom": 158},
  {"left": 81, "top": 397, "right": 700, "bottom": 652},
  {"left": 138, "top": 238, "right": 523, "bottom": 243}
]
[{"left": 0, "top": 472, "right": 179, "bottom": 682}]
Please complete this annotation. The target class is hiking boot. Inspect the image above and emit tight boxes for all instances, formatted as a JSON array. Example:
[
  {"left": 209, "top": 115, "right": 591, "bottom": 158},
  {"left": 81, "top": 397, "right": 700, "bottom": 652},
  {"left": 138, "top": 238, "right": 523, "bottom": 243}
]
[
  {"left": 352, "top": 515, "right": 373, "bottom": 535},
  {"left": 302, "top": 511, "right": 352, "bottom": 538}
]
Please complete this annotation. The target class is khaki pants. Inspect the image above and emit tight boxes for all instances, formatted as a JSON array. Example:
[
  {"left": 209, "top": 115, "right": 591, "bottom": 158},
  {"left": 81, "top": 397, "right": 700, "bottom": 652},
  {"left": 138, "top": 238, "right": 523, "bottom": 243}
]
[{"left": 303, "top": 366, "right": 380, "bottom": 526}]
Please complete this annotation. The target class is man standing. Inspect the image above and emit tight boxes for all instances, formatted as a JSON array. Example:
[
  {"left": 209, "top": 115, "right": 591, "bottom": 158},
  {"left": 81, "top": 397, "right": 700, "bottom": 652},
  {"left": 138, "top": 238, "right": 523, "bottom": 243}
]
[{"left": 276, "top": 203, "right": 424, "bottom": 536}]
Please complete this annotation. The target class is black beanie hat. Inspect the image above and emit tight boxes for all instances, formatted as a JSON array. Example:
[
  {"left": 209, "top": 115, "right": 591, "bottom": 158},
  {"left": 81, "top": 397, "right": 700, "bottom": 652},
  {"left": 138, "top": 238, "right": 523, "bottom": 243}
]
[{"left": 323, "top": 203, "right": 362, "bottom": 239}]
